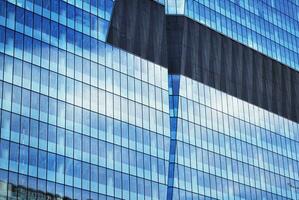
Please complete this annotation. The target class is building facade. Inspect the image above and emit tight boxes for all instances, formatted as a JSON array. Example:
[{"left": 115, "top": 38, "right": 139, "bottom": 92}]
[{"left": 0, "top": 0, "right": 299, "bottom": 200}]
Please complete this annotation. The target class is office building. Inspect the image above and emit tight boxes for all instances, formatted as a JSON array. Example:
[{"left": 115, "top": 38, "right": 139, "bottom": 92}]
[{"left": 0, "top": 0, "right": 299, "bottom": 199}]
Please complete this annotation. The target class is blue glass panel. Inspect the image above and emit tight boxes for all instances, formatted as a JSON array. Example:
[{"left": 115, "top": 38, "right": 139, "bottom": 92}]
[
  {"left": 0, "top": 140, "right": 9, "bottom": 170},
  {"left": 0, "top": 27, "right": 5, "bottom": 54},
  {"left": 0, "top": 1, "right": 6, "bottom": 26}
]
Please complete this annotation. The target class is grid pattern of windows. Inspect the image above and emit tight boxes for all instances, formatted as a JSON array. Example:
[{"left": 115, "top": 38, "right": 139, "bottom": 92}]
[
  {"left": 0, "top": 1, "right": 170, "bottom": 199},
  {"left": 167, "top": 75, "right": 299, "bottom": 199},
  {"left": 1, "top": 0, "right": 299, "bottom": 199},
  {"left": 163, "top": 0, "right": 299, "bottom": 71},
  {"left": 1, "top": 0, "right": 111, "bottom": 48}
]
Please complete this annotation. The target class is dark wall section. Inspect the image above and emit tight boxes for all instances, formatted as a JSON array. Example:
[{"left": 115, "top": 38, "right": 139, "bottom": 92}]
[
  {"left": 107, "top": 0, "right": 299, "bottom": 123},
  {"left": 167, "top": 16, "right": 299, "bottom": 123},
  {"left": 107, "top": 0, "right": 168, "bottom": 67}
]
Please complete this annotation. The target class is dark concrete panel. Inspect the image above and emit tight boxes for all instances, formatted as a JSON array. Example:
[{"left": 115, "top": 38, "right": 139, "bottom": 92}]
[
  {"left": 107, "top": 0, "right": 168, "bottom": 67},
  {"left": 166, "top": 15, "right": 299, "bottom": 123}
]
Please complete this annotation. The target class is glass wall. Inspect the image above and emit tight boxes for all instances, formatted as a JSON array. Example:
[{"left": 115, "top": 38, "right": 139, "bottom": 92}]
[
  {"left": 167, "top": 74, "right": 299, "bottom": 199},
  {"left": 1, "top": 0, "right": 299, "bottom": 199},
  {"left": 0, "top": 1, "right": 170, "bottom": 199}
]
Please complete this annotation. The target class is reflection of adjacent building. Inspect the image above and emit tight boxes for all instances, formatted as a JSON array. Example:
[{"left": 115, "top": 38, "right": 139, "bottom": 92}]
[{"left": 0, "top": 181, "right": 71, "bottom": 200}]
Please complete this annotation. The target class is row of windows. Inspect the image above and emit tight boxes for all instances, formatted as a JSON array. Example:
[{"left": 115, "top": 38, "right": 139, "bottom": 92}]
[
  {"left": 0, "top": 96, "right": 170, "bottom": 159},
  {"left": 60, "top": 0, "right": 113, "bottom": 20},
  {"left": 171, "top": 165, "right": 296, "bottom": 199},
  {"left": 1, "top": 1, "right": 110, "bottom": 43},
  {"left": 0, "top": 169, "right": 167, "bottom": 200},
  {"left": 171, "top": 177, "right": 294, "bottom": 200},
  {"left": 177, "top": 75, "right": 299, "bottom": 141},
  {"left": 147, "top": 0, "right": 299, "bottom": 24},
  {"left": 0, "top": 81, "right": 169, "bottom": 135},
  {"left": 0, "top": 28, "right": 168, "bottom": 91},
  {"left": 175, "top": 126, "right": 299, "bottom": 180},
  {"left": 60, "top": 0, "right": 114, "bottom": 21},
  {"left": 260, "top": 0, "right": 299, "bottom": 20},
  {"left": 174, "top": 144, "right": 298, "bottom": 196},
  {"left": 6, "top": 0, "right": 113, "bottom": 25},
  {"left": 0, "top": 176, "right": 121, "bottom": 200},
  {"left": 176, "top": 103, "right": 299, "bottom": 162},
  {"left": 0, "top": 54, "right": 169, "bottom": 118},
  {"left": 216, "top": 1, "right": 298, "bottom": 50},
  {"left": 1, "top": 17, "right": 106, "bottom": 59},
  {"left": 0, "top": 135, "right": 169, "bottom": 186},
  {"left": 192, "top": 0, "right": 299, "bottom": 35}
]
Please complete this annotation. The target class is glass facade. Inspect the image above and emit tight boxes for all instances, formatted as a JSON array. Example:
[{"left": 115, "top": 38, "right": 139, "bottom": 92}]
[
  {"left": 0, "top": 0, "right": 299, "bottom": 200},
  {"left": 167, "top": 75, "right": 299, "bottom": 199},
  {"left": 0, "top": 0, "right": 170, "bottom": 199}
]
